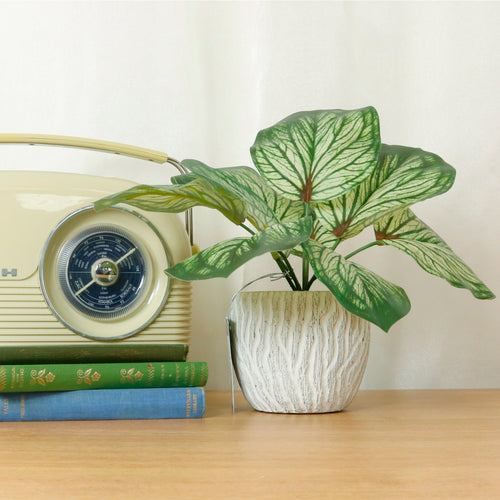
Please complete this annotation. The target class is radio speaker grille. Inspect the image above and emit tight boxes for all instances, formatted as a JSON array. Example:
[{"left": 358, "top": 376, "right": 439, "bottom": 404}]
[{"left": 0, "top": 280, "right": 191, "bottom": 344}]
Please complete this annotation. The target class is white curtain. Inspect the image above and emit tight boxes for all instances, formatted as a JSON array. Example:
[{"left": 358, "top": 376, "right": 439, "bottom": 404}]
[{"left": 0, "top": 1, "right": 498, "bottom": 389}]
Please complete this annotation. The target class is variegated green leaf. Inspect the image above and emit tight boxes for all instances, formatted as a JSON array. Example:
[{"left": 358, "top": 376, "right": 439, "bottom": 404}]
[
  {"left": 250, "top": 107, "right": 380, "bottom": 202},
  {"left": 312, "top": 220, "right": 341, "bottom": 249},
  {"left": 182, "top": 159, "right": 305, "bottom": 229},
  {"left": 166, "top": 217, "right": 313, "bottom": 281},
  {"left": 314, "top": 144, "right": 456, "bottom": 240},
  {"left": 375, "top": 208, "right": 495, "bottom": 299},
  {"left": 94, "top": 178, "right": 246, "bottom": 225},
  {"left": 303, "top": 240, "right": 411, "bottom": 332},
  {"left": 170, "top": 172, "right": 196, "bottom": 185}
]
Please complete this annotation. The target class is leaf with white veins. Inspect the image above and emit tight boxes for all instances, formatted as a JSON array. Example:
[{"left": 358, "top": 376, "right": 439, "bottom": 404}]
[
  {"left": 314, "top": 144, "right": 456, "bottom": 240},
  {"left": 375, "top": 208, "right": 495, "bottom": 299},
  {"left": 250, "top": 107, "right": 380, "bottom": 202},
  {"left": 303, "top": 240, "right": 411, "bottom": 332},
  {"left": 182, "top": 160, "right": 305, "bottom": 229},
  {"left": 166, "top": 217, "right": 313, "bottom": 281},
  {"left": 94, "top": 178, "right": 246, "bottom": 225}
]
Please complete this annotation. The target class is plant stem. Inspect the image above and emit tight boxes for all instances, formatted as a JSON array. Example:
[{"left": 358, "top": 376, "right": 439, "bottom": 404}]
[
  {"left": 241, "top": 222, "right": 301, "bottom": 290},
  {"left": 279, "top": 251, "right": 302, "bottom": 290},
  {"left": 241, "top": 219, "right": 305, "bottom": 290},
  {"left": 330, "top": 239, "right": 341, "bottom": 252},
  {"left": 240, "top": 223, "right": 256, "bottom": 235},
  {"left": 271, "top": 251, "right": 301, "bottom": 290},
  {"left": 344, "top": 241, "right": 378, "bottom": 260},
  {"left": 305, "top": 275, "right": 317, "bottom": 290},
  {"left": 301, "top": 203, "right": 311, "bottom": 290},
  {"left": 302, "top": 253, "right": 309, "bottom": 290}
]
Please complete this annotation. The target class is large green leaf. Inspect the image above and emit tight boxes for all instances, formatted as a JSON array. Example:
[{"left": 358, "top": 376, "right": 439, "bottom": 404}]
[
  {"left": 182, "top": 159, "right": 305, "bottom": 229},
  {"left": 166, "top": 217, "right": 313, "bottom": 281},
  {"left": 250, "top": 107, "right": 381, "bottom": 202},
  {"left": 375, "top": 208, "right": 495, "bottom": 299},
  {"left": 94, "top": 178, "right": 246, "bottom": 225},
  {"left": 314, "top": 144, "right": 456, "bottom": 240},
  {"left": 303, "top": 240, "right": 411, "bottom": 332}
]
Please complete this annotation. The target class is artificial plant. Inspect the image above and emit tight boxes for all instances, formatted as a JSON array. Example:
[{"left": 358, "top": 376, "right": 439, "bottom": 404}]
[{"left": 95, "top": 107, "right": 494, "bottom": 331}]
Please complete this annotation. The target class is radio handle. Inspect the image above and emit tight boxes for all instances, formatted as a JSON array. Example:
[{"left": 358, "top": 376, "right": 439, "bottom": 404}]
[
  {"left": 0, "top": 133, "right": 170, "bottom": 163},
  {"left": 0, "top": 133, "right": 194, "bottom": 247}
]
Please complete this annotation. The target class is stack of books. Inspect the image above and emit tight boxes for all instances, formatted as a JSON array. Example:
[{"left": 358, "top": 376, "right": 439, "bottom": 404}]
[{"left": 0, "top": 346, "right": 207, "bottom": 421}]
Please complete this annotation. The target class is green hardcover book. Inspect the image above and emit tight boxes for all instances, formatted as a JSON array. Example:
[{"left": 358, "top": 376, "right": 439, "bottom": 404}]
[
  {"left": 0, "top": 344, "right": 189, "bottom": 364},
  {"left": 0, "top": 361, "right": 208, "bottom": 392}
]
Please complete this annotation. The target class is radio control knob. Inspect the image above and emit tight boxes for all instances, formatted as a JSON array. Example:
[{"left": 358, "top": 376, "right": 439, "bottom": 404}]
[{"left": 93, "top": 259, "right": 119, "bottom": 285}]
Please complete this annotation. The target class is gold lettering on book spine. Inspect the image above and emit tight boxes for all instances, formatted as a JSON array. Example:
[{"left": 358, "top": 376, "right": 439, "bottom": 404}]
[
  {"left": 147, "top": 364, "right": 155, "bottom": 385},
  {"left": 186, "top": 389, "right": 192, "bottom": 417},
  {"left": 16, "top": 367, "right": 25, "bottom": 388}
]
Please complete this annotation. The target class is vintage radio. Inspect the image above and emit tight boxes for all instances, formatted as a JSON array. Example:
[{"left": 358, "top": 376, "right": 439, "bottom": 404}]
[{"left": 0, "top": 135, "right": 193, "bottom": 363}]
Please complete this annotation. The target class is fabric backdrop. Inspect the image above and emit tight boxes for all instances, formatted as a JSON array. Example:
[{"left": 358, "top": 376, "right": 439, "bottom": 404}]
[{"left": 0, "top": 1, "right": 498, "bottom": 389}]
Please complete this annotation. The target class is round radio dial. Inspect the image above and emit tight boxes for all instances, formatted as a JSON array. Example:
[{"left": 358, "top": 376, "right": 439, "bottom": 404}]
[
  {"left": 39, "top": 206, "right": 174, "bottom": 340},
  {"left": 61, "top": 229, "right": 147, "bottom": 319}
]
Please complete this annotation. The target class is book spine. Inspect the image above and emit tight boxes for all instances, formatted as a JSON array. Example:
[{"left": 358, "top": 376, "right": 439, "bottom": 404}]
[
  {"left": 0, "top": 343, "right": 189, "bottom": 364},
  {"left": 0, "top": 387, "right": 205, "bottom": 421},
  {"left": 0, "top": 361, "right": 208, "bottom": 392}
]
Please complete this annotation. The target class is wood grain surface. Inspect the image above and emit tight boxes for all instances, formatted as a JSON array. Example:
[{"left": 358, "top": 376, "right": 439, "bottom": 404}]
[{"left": 0, "top": 389, "right": 498, "bottom": 499}]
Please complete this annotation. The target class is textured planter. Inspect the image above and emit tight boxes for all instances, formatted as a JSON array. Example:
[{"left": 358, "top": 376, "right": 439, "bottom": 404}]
[{"left": 228, "top": 291, "right": 370, "bottom": 413}]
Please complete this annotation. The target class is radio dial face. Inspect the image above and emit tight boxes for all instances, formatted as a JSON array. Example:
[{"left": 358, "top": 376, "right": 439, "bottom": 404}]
[
  {"left": 40, "top": 207, "right": 173, "bottom": 340},
  {"left": 62, "top": 230, "right": 147, "bottom": 319}
]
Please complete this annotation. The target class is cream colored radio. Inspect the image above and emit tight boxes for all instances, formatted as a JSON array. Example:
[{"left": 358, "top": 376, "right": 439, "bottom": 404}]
[{"left": 0, "top": 135, "right": 192, "bottom": 362}]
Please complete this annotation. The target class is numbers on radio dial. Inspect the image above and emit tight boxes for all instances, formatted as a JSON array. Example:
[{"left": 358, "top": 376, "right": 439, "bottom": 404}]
[{"left": 61, "top": 230, "right": 147, "bottom": 319}]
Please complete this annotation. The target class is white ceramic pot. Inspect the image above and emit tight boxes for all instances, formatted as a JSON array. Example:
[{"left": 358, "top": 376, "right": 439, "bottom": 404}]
[{"left": 228, "top": 290, "right": 370, "bottom": 413}]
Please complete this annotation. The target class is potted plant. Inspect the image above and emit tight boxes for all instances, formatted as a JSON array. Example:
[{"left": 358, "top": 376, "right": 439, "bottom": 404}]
[{"left": 95, "top": 106, "right": 494, "bottom": 413}]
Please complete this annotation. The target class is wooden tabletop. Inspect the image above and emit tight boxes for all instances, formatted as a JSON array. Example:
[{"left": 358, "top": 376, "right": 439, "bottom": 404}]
[{"left": 0, "top": 389, "right": 499, "bottom": 499}]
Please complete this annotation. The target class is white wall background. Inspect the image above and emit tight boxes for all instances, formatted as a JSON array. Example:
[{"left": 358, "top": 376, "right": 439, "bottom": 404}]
[{"left": 0, "top": 1, "right": 498, "bottom": 390}]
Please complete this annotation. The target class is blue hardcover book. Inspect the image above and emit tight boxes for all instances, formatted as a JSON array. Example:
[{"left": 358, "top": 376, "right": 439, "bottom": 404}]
[{"left": 0, "top": 387, "right": 205, "bottom": 421}]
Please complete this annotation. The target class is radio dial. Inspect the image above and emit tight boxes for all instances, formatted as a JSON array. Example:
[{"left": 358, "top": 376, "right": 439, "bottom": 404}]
[
  {"left": 62, "top": 230, "right": 147, "bottom": 319},
  {"left": 39, "top": 206, "right": 175, "bottom": 340}
]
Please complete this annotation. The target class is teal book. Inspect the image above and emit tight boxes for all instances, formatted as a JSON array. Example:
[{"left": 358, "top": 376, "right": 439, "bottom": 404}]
[
  {"left": 0, "top": 361, "right": 208, "bottom": 392},
  {"left": 0, "top": 387, "right": 205, "bottom": 421}
]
